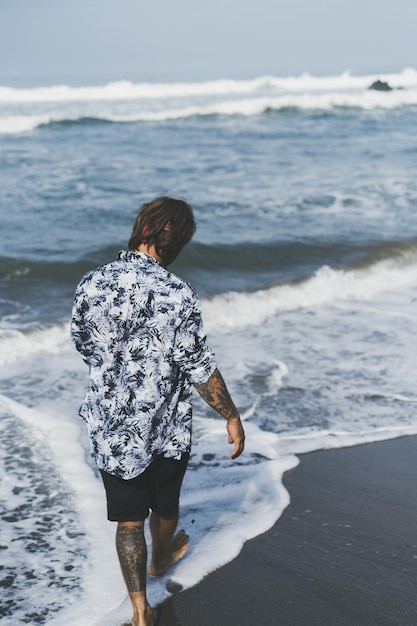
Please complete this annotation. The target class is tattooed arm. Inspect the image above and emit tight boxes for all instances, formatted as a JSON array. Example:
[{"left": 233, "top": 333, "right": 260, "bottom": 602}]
[{"left": 194, "top": 368, "right": 245, "bottom": 459}]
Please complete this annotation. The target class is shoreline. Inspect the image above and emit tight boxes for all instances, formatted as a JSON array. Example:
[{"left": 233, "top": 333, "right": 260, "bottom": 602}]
[{"left": 159, "top": 436, "right": 417, "bottom": 625}]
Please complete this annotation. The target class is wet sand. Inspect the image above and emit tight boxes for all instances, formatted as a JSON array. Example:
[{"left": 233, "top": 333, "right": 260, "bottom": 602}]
[{"left": 159, "top": 436, "right": 417, "bottom": 625}]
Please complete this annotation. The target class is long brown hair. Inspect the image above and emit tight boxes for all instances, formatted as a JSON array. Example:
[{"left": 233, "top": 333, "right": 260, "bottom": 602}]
[{"left": 128, "top": 197, "right": 196, "bottom": 265}]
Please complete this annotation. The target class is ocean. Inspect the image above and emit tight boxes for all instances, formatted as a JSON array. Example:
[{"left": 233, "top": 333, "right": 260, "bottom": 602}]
[{"left": 1, "top": 68, "right": 417, "bottom": 625}]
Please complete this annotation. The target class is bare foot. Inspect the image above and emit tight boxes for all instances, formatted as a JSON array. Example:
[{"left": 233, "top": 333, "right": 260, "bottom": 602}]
[{"left": 148, "top": 530, "right": 189, "bottom": 576}]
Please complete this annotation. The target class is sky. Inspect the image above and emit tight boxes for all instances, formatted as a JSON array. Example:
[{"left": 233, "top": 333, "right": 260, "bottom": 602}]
[{"left": 0, "top": 0, "right": 416, "bottom": 86}]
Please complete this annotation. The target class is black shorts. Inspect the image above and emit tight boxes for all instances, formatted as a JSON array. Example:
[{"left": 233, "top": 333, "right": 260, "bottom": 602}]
[{"left": 100, "top": 453, "right": 189, "bottom": 522}]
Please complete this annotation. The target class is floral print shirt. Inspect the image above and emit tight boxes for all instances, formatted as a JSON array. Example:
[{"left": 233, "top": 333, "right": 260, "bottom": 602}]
[{"left": 71, "top": 250, "right": 217, "bottom": 479}]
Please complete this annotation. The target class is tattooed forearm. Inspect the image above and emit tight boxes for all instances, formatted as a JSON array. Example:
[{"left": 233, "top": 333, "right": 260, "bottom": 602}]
[
  {"left": 116, "top": 525, "right": 147, "bottom": 592},
  {"left": 196, "top": 368, "right": 245, "bottom": 458},
  {"left": 195, "top": 379, "right": 215, "bottom": 405},
  {"left": 194, "top": 368, "right": 239, "bottom": 421}
]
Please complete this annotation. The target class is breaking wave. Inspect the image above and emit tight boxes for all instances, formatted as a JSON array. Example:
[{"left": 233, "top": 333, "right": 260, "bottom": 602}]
[
  {"left": 1, "top": 68, "right": 417, "bottom": 104},
  {"left": 2, "top": 68, "right": 417, "bottom": 135},
  {"left": 2, "top": 245, "right": 417, "bottom": 363}
]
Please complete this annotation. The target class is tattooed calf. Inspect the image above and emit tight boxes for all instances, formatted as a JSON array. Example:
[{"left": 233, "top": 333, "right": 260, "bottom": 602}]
[{"left": 116, "top": 525, "right": 147, "bottom": 592}]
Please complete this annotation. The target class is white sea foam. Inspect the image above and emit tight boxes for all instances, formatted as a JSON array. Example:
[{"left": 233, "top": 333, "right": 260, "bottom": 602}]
[
  {"left": 277, "top": 424, "right": 417, "bottom": 455},
  {"left": 3, "top": 87, "right": 417, "bottom": 134},
  {"left": 0, "top": 394, "right": 126, "bottom": 626},
  {"left": 1, "top": 252, "right": 416, "bottom": 366},
  {"left": 110, "top": 88, "right": 417, "bottom": 117},
  {"left": 0, "top": 78, "right": 273, "bottom": 104},
  {"left": 0, "top": 322, "right": 70, "bottom": 364},
  {"left": 0, "top": 114, "right": 56, "bottom": 134},
  {"left": 1, "top": 68, "right": 416, "bottom": 104},
  {"left": 203, "top": 253, "right": 417, "bottom": 332},
  {"left": 2, "top": 68, "right": 417, "bottom": 135}
]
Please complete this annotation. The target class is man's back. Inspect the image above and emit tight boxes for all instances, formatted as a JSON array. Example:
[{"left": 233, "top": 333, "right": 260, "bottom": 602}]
[{"left": 71, "top": 250, "right": 216, "bottom": 479}]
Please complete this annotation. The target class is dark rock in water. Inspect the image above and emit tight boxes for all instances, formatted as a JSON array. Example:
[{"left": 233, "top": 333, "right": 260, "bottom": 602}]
[
  {"left": 368, "top": 80, "right": 393, "bottom": 91},
  {"left": 166, "top": 580, "right": 183, "bottom": 594}
]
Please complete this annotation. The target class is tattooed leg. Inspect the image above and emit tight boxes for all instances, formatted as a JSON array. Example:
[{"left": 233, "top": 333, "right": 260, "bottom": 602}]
[
  {"left": 116, "top": 522, "right": 154, "bottom": 626},
  {"left": 116, "top": 523, "right": 147, "bottom": 591}
]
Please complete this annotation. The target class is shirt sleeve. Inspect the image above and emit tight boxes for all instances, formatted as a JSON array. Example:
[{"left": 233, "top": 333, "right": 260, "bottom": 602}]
[
  {"left": 70, "top": 276, "right": 102, "bottom": 366},
  {"left": 172, "top": 292, "right": 217, "bottom": 385}
]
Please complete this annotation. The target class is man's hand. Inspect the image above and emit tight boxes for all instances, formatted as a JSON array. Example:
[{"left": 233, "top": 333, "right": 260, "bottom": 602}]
[
  {"left": 226, "top": 417, "right": 245, "bottom": 459},
  {"left": 194, "top": 368, "right": 245, "bottom": 459}
]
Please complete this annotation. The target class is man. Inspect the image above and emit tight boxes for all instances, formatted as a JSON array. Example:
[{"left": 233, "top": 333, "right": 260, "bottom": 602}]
[{"left": 71, "top": 197, "right": 245, "bottom": 626}]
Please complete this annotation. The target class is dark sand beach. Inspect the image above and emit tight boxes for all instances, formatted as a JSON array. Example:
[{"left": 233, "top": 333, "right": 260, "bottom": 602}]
[{"left": 159, "top": 436, "right": 417, "bottom": 626}]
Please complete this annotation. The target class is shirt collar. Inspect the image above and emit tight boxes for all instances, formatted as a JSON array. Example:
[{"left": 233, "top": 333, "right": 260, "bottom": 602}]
[{"left": 118, "top": 250, "right": 162, "bottom": 268}]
